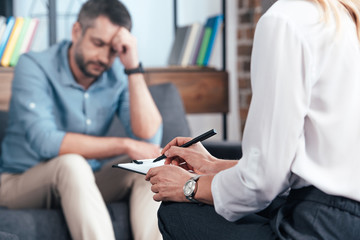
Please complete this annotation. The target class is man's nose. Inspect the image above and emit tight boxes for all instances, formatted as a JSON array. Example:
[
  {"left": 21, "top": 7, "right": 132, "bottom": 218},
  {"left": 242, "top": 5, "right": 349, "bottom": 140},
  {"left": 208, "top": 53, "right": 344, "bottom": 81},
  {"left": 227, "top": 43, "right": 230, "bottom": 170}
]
[{"left": 98, "top": 47, "right": 111, "bottom": 65}]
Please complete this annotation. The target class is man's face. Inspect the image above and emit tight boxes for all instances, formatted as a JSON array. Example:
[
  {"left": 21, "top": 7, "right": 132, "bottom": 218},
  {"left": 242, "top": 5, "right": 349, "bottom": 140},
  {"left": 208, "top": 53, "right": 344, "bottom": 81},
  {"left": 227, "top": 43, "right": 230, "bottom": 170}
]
[{"left": 72, "top": 16, "right": 119, "bottom": 78}]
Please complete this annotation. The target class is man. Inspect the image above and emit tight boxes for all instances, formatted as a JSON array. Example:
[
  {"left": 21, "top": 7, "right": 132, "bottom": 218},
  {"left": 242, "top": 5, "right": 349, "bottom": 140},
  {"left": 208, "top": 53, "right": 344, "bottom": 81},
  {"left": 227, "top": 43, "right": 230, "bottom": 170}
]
[{"left": 0, "top": 0, "right": 162, "bottom": 239}]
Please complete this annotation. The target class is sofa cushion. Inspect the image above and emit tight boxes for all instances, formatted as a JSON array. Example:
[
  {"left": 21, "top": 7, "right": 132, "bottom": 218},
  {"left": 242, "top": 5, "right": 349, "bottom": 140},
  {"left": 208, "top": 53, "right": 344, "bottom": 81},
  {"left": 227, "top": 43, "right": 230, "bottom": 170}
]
[
  {"left": 0, "top": 231, "right": 19, "bottom": 240},
  {"left": 0, "top": 202, "right": 131, "bottom": 240},
  {"left": 0, "top": 206, "right": 71, "bottom": 240}
]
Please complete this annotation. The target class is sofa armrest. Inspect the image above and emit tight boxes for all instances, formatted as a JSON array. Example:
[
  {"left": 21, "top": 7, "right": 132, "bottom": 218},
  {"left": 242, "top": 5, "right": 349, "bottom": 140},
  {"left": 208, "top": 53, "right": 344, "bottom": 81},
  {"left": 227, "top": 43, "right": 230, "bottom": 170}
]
[{"left": 203, "top": 141, "right": 242, "bottom": 160}]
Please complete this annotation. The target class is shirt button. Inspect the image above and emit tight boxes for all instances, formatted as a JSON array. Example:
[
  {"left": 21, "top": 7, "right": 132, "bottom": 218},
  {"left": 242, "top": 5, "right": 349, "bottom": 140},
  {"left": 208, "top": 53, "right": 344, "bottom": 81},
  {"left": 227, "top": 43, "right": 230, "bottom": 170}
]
[
  {"left": 84, "top": 93, "right": 89, "bottom": 99},
  {"left": 29, "top": 102, "right": 36, "bottom": 109},
  {"left": 86, "top": 119, "right": 92, "bottom": 125}
]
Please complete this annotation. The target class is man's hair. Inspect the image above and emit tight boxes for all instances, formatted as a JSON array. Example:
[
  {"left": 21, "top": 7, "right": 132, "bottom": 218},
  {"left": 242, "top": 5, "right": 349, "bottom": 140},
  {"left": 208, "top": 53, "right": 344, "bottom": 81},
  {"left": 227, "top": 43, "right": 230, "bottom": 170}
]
[{"left": 77, "top": 0, "right": 132, "bottom": 33}]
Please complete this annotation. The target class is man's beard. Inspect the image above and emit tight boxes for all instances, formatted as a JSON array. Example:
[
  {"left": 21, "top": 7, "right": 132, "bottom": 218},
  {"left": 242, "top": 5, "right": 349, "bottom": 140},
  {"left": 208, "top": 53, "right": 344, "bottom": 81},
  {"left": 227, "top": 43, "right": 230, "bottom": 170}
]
[{"left": 74, "top": 47, "right": 109, "bottom": 78}]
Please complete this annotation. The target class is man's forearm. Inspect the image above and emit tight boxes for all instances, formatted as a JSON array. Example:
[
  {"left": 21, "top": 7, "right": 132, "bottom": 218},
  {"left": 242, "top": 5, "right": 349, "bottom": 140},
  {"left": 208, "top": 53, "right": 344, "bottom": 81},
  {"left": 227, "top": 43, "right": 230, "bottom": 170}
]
[
  {"left": 59, "top": 132, "right": 130, "bottom": 159},
  {"left": 128, "top": 73, "right": 162, "bottom": 139}
]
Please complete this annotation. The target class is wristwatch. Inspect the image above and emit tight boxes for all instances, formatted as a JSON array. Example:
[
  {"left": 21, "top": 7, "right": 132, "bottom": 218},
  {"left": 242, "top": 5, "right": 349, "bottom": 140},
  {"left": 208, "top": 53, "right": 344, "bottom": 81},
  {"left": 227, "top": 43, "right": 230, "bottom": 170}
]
[
  {"left": 183, "top": 175, "right": 201, "bottom": 203},
  {"left": 124, "top": 62, "right": 144, "bottom": 75}
]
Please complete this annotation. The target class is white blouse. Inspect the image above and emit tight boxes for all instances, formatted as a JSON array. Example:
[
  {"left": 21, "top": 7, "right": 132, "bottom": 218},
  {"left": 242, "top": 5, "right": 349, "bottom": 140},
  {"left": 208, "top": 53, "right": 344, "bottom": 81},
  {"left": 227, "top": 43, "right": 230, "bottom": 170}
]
[{"left": 212, "top": 0, "right": 360, "bottom": 222}]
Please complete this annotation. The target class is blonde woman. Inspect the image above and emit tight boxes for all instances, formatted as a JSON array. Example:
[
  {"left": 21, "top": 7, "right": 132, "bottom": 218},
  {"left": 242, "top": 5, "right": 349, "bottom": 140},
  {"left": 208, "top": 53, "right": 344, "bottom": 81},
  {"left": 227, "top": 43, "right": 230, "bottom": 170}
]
[{"left": 146, "top": 0, "right": 360, "bottom": 239}]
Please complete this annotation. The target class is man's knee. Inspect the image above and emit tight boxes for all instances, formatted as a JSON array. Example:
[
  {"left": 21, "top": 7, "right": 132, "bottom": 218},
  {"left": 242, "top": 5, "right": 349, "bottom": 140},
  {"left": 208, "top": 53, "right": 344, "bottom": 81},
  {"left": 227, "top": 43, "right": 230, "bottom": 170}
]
[{"left": 51, "top": 154, "right": 93, "bottom": 182}]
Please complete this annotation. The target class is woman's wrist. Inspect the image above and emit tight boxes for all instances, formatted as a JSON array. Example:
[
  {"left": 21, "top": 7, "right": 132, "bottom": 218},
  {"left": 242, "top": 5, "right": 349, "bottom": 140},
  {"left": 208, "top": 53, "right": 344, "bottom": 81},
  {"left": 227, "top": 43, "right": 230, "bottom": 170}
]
[
  {"left": 212, "top": 159, "right": 238, "bottom": 173},
  {"left": 194, "top": 174, "right": 214, "bottom": 205}
]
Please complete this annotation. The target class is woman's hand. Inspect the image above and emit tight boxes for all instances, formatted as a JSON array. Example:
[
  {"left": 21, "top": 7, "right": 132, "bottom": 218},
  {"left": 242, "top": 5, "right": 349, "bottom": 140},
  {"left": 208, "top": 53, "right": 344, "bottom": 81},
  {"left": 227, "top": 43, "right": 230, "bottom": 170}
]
[
  {"left": 161, "top": 137, "right": 220, "bottom": 174},
  {"left": 146, "top": 164, "right": 216, "bottom": 205},
  {"left": 146, "top": 165, "right": 194, "bottom": 202}
]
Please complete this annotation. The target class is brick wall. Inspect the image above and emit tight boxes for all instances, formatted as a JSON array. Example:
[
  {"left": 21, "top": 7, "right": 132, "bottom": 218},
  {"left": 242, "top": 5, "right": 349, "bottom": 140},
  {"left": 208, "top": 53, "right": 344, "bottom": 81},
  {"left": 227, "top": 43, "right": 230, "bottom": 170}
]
[{"left": 237, "top": 0, "right": 265, "bottom": 135}]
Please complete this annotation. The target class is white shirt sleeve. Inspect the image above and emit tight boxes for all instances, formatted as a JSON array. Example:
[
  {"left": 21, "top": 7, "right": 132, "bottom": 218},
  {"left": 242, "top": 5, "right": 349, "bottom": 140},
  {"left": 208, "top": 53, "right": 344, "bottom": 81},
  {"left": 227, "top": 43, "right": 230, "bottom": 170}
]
[{"left": 211, "top": 13, "right": 313, "bottom": 222}]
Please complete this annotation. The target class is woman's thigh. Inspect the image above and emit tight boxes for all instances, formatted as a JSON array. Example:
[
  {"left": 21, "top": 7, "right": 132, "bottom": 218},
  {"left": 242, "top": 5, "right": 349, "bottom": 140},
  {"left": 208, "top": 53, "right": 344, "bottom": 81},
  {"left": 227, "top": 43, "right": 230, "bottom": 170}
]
[{"left": 158, "top": 202, "right": 276, "bottom": 240}]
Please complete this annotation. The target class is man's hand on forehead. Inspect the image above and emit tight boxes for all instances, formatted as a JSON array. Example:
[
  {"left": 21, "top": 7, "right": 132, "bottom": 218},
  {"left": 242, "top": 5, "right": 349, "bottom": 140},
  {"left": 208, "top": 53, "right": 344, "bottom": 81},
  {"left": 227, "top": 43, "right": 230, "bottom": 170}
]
[{"left": 111, "top": 27, "right": 139, "bottom": 69}]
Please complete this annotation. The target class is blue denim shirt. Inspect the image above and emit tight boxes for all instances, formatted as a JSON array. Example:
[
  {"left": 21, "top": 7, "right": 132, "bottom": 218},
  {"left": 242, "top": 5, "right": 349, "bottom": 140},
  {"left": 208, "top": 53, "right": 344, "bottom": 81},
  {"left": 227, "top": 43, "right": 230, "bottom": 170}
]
[{"left": 0, "top": 40, "right": 162, "bottom": 173}]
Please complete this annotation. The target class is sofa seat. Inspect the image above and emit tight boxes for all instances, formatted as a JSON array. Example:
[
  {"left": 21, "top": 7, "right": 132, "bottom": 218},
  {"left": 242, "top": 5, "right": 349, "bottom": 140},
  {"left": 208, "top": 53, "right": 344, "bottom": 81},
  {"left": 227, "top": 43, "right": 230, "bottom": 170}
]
[{"left": 0, "top": 202, "right": 131, "bottom": 240}]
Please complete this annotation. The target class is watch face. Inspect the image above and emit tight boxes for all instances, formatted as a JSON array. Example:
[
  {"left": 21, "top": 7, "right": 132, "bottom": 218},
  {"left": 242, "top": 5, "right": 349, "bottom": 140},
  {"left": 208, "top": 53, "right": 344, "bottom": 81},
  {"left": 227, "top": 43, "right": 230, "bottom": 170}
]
[{"left": 184, "top": 180, "right": 196, "bottom": 197}]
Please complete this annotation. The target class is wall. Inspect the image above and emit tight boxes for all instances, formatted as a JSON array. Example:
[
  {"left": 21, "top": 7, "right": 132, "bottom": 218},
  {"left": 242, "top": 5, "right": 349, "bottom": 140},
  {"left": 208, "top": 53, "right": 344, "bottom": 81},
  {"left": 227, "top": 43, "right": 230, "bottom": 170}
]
[
  {"left": 237, "top": 0, "right": 275, "bottom": 133},
  {"left": 14, "top": 0, "right": 239, "bottom": 141}
]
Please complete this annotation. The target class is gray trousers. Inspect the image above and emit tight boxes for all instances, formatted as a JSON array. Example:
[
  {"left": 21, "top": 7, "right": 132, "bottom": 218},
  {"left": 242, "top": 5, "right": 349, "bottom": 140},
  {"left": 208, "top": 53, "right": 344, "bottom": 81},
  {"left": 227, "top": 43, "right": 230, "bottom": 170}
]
[{"left": 158, "top": 186, "right": 360, "bottom": 240}]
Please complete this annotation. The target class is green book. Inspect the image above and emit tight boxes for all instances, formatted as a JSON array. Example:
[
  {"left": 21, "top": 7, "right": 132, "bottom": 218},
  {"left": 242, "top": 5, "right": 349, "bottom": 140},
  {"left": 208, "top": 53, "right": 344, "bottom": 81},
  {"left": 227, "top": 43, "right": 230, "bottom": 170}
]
[
  {"left": 9, "top": 18, "right": 32, "bottom": 67},
  {"left": 196, "top": 27, "right": 212, "bottom": 66}
]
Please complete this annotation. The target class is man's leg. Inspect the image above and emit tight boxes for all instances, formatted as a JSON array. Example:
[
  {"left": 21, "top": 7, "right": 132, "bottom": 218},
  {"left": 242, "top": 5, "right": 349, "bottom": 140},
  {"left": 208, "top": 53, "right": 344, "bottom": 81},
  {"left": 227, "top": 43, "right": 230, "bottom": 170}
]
[
  {"left": 158, "top": 202, "right": 277, "bottom": 240},
  {"left": 95, "top": 156, "right": 161, "bottom": 240},
  {"left": 0, "top": 154, "right": 115, "bottom": 240}
]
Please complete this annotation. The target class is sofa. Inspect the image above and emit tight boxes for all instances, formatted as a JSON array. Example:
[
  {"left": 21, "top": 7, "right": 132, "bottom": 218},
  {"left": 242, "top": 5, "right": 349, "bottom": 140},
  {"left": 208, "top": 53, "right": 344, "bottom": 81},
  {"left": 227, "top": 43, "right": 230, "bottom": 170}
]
[{"left": 0, "top": 82, "right": 242, "bottom": 240}]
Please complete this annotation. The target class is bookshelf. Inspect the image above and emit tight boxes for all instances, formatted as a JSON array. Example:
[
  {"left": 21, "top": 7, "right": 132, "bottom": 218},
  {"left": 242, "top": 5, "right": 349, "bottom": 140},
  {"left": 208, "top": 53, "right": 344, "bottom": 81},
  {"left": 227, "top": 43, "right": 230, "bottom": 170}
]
[
  {"left": 173, "top": 0, "right": 228, "bottom": 139},
  {"left": 173, "top": 0, "right": 226, "bottom": 71}
]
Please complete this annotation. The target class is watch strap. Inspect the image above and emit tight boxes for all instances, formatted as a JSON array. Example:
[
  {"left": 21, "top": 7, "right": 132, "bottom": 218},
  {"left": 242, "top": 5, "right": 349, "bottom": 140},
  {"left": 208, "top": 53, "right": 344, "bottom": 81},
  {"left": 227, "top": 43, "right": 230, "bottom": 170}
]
[
  {"left": 185, "top": 175, "right": 201, "bottom": 203},
  {"left": 124, "top": 62, "right": 144, "bottom": 75}
]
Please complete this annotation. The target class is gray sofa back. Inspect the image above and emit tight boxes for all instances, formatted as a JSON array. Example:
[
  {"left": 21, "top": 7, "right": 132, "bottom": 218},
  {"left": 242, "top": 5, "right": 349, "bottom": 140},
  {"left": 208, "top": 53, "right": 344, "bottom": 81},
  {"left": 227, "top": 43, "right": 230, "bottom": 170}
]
[
  {"left": 149, "top": 83, "right": 191, "bottom": 146},
  {"left": 106, "top": 82, "right": 191, "bottom": 147},
  {"left": 0, "top": 111, "right": 7, "bottom": 155}
]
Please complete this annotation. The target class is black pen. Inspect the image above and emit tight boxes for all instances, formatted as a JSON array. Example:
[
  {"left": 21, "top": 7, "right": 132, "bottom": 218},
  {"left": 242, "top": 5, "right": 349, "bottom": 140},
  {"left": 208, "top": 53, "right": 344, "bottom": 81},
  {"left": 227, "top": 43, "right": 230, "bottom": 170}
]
[{"left": 152, "top": 129, "right": 217, "bottom": 162}]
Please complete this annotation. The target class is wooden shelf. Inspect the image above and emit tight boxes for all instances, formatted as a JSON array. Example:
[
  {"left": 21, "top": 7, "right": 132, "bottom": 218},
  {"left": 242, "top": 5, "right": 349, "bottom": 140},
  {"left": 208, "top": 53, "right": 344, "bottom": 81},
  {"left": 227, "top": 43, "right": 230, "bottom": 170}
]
[
  {"left": 144, "top": 67, "right": 228, "bottom": 114},
  {"left": 0, "top": 67, "right": 13, "bottom": 111},
  {"left": 0, "top": 67, "right": 228, "bottom": 115},
  {"left": 145, "top": 66, "right": 218, "bottom": 72}
]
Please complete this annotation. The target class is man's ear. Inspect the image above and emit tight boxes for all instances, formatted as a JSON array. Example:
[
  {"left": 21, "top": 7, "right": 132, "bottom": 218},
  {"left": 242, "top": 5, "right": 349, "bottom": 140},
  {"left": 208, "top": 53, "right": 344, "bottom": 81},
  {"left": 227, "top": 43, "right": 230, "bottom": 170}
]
[{"left": 72, "top": 22, "right": 82, "bottom": 43}]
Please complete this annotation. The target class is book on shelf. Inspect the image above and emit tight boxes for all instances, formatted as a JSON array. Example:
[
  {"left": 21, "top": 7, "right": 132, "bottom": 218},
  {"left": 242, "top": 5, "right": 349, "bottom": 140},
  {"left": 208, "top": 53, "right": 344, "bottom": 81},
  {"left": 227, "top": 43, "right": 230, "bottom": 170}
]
[
  {"left": 203, "top": 14, "right": 223, "bottom": 66},
  {"left": 190, "top": 26, "right": 204, "bottom": 65},
  {"left": 168, "top": 25, "right": 191, "bottom": 66},
  {"left": 0, "top": 16, "right": 15, "bottom": 61},
  {"left": 0, "top": 16, "right": 39, "bottom": 67},
  {"left": 1, "top": 17, "right": 24, "bottom": 67},
  {"left": 19, "top": 18, "right": 39, "bottom": 54},
  {"left": 167, "top": 15, "right": 223, "bottom": 67},
  {"left": 10, "top": 18, "right": 38, "bottom": 66},
  {"left": 179, "top": 22, "right": 201, "bottom": 66},
  {"left": 196, "top": 18, "right": 213, "bottom": 66},
  {"left": 8, "top": 17, "right": 31, "bottom": 67},
  {"left": 195, "top": 14, "right": 224, "bottom": 67}
]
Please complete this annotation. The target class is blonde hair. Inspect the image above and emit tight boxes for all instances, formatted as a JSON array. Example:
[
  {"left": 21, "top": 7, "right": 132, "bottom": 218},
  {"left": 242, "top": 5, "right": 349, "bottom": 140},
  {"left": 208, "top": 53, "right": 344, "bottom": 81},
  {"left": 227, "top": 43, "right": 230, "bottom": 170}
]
[{"left": 315, "top": 0, "right": 360, "bottom": 39}]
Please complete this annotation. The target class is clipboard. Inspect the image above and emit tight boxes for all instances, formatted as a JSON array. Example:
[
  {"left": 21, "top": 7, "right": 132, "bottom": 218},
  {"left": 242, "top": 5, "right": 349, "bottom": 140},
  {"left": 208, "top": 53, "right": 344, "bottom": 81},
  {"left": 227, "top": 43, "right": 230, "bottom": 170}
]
[
  {"left": 112, "top": 129, "right": 217, "bottom": 175},
  {"left": 112, "top": 159, "right": 165, "bottom": 175}
]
